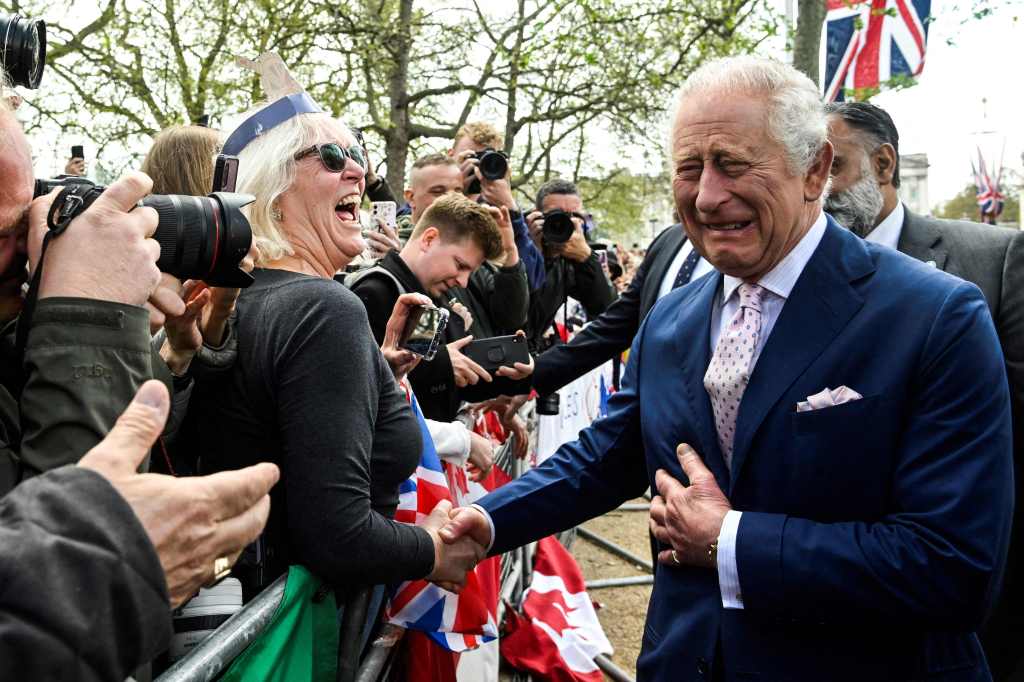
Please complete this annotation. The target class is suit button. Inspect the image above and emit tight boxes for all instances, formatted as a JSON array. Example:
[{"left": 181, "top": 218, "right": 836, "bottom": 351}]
[{"left": 697, "top": 656, "right": 709, "bottom": 676}]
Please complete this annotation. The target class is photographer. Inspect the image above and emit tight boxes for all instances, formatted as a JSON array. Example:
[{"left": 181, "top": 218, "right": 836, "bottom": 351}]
[
  {"left": 450, "top": 121, "right": 546, "bottom": 291},
  {"left": 0, "top": 80, "right": 276, "bottom": 679},
  {"left": 524, "top": 179, "right": 616, "bottom": 350}
]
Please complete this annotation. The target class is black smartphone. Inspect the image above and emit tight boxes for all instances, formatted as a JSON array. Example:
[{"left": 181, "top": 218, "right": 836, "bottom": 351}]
[
  {"left": 463, "top": 334, "right": 530, "bottom": 372},
  {"left": 398, "top": 305, "right": 450, "bottom": 361},
  {"left": 212, "top": 155, "right": 239, "bottom": 193},
  {"left": 70, "top": 145, "right": 84, "bottom": 160}
]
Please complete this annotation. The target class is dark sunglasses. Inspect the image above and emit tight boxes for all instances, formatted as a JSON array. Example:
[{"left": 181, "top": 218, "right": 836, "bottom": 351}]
[{"left": 294, "top": 142, "right": 367, "bottom": 173}]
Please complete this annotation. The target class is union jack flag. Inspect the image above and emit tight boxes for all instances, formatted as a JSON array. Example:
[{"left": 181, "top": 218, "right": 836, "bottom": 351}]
[
  {"left": 820, "top": 0, "right": 931, "bottom": 102},
  {"left": 386, "top": 387, "right": 500, "bottom": 652},
  {"left": 972, "top": 149, "right": 1005, "bottom": 217}
]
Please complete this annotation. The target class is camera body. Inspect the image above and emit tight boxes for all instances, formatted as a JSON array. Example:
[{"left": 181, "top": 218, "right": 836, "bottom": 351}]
[
  {"left": 33, "top": 176, "right": 256, "bottom": 288},
  {"left": 541, "top": 209, "right": 576, "bottom": 245},
  {"left": 465, "top": 148, "right": 509, "bottom": 195}
]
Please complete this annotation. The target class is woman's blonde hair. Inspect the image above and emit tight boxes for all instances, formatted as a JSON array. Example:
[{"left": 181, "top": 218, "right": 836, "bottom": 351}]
[
  {"left": 231, "top": 109, "right": 353, "bottom": 265},
  {"left": 140, "top": 125, "right": 222, "bottom": 196}
]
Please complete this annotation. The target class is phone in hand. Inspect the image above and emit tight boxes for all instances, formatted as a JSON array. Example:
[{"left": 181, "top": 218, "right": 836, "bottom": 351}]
[
  {"left": 70, "top": 144, "right": 84, "bottom": 160},
  {"left": 398, "top": 304, "right": 450, "bottom": 361},
  {"left": 462, "top": 334, "right": 530, "bottom": 373},
  {"left": 370, "top": 201, "right": 397, "bottom": 232}
]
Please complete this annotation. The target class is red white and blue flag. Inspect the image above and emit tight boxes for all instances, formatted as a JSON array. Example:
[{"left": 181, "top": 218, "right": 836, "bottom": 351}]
[
  {"left": 386, "top": 387, "right": 500, "bottom": 653},
  {"left": 972, "top": 148, "right": 1005, "bottom": 217},
  {"left": 820, "top": 0, "right": 931, "bottom": 102}
]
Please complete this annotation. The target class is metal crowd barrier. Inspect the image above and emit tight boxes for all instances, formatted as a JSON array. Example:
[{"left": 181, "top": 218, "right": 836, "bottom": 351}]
[
  {"left": 156, "top": 428, "right": 638, "bottom": 682},
  {"left": 155, "top": 574, "right": 287, "bottom": 682}
]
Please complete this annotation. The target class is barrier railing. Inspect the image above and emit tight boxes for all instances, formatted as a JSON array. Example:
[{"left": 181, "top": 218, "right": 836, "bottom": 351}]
[{"left": 155, "top": 573, "right": 287, "bottom": 682}]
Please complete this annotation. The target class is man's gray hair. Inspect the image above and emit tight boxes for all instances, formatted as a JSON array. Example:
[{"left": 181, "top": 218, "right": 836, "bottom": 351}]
[
  {"left": 671, "top": 56, "right": 827, "bottom": 175},
  {"left": 535, "top": 177, "right": 579, "bottom": 211}
]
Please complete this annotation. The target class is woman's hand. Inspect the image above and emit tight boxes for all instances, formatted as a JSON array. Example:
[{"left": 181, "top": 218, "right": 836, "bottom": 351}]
[
  {"left": 466, "top": 432, "right": 494, "bottom": 482},
  {"left": 161, "top": 279, "right": 211, "bottom": 376},
  {"left": 381, "top": 292, "right": 432, "bottom": 382},
  {"left": 200, "top": 243, "right": 256, "bottom": 346}
]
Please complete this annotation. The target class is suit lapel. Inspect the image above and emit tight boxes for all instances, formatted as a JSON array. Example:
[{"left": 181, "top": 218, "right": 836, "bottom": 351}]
[
  {"left": 642, "top": 227, "right": 686, "bottom": 315},
  {"left": 671, "top": 272, "right": 729, "bottom": 489},
  {"left": 729, "top": 221, "right": 874, "bottom": 488},
  {"left": 897, "top": 209, "right": 948, "bottom": 271}
]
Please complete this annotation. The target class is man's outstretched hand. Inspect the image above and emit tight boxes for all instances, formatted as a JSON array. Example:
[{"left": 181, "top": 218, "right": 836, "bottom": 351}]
[
  {"left": 649, "top": 443, "right": 731, "bottom": 569},
  {"left": 80, "top": 380, "right": 279, "bottom": 607}
]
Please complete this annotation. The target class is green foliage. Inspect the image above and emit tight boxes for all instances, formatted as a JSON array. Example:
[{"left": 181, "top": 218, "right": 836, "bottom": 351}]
[{"left": 4, "top": 0, "right": 778, "bottom": 188}]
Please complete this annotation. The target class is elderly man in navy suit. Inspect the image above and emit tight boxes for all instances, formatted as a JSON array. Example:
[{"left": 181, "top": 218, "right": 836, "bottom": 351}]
[{"left": 440, "top": 56, "right": 1013, "bottom": 681}]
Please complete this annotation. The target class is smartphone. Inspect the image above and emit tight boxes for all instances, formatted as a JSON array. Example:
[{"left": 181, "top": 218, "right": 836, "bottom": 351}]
[
  {"left": 398, "top": 305, "right": 450, "bottom": 361},
  {"left": 70, "top": 145, "right": 84, "bottom": 160},
  {"left": 462, "top": 334, "right": 530, "bottom": 372},
  {"left": 370, "top": 201, "right": 397, "bottom": 232},
  {"left": 212, "top": 155, "right": 240, "bottom": 193}
]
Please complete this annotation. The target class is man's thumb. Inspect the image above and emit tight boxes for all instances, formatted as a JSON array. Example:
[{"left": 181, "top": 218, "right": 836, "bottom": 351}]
[
  {"left": 87, "top": 381, "right": 169, "bottom": 472},
  {"left": 676, "top": 443, "right": 711, "bottom": 483},
  {"left": 450, "top": 335, "right": 473, "bottom": 350},
  {"left": 421, "top": 499, "right": 454, "bottom": 534}
]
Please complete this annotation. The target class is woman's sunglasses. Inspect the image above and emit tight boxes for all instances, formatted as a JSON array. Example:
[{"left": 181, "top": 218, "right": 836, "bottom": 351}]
[{"left": 294, "top": 142, "right": 367, "bottom": 173}]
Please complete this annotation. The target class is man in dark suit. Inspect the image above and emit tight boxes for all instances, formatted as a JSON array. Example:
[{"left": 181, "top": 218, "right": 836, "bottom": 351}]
[
  {"left": 531, "top": 220, "right": 713, "bottom": 395},
  {"left": 826, "top": 101, "right": 1024, "bottom": 681},
  {"left": 439, "top": 56, "right": 1013, "bottom": 681}
]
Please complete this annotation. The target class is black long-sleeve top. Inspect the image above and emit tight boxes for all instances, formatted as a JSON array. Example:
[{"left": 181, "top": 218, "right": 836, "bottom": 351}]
[{"left": 193, "top": 268, "right": 432, "bottom": 595}]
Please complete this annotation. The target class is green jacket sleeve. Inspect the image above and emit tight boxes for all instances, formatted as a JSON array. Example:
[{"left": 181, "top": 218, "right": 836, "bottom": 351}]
[{"left": 18, "top": 298, "right": 155, "bottom": 478}]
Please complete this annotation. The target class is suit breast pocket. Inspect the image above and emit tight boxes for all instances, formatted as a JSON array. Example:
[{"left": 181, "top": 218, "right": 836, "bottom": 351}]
[{"left": 787, "top": 395, "right": 895, "bottom": 517}]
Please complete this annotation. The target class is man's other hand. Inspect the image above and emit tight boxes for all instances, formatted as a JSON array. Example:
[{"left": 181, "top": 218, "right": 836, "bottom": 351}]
[
  {"left": 79, "top": 380, "right": 279, "bottom": 607},
  {"left": 440, "top": 505, "right": 493, "bottom": 551},
  {"left": 448, "top": 335, "right": 492, "bottom": 387},
  {"left": 64, "top": 157, "right": 86, "bottom": 177},
  {"left": 649, "top": 443, "right": 731, "bottom": 569},
  {"left": 560, "top": 225, "right": 592, "bottom": 263},
  {"left": 466, "top": 432, "right": 494, "bottom": 482},
  {"left": 422, "top": 500, "right": 486, "bottom": 592}
]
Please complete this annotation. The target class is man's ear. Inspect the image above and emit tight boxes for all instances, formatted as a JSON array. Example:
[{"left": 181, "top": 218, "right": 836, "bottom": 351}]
[
  {"left": 804, "top": 141, "right": 834, "bottom": 202},
  {"left": 404, "top": 187, "right": 414, "bottom": 207},
  {"left": 873, "top": 143, "right": 897, "bottom": 186},
  {"left": 419, "top": 226, "right": 439, "bottom": 251}
]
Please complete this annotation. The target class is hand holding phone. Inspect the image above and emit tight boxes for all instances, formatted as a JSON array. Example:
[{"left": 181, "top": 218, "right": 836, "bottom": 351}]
[{"left": 398, "top": 304, "right": 450, "bottom": 361}]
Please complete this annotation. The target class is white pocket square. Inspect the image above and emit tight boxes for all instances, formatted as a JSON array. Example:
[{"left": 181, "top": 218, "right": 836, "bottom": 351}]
[{"left": 796, "top": 386, "right": 863, "bottom": 412}]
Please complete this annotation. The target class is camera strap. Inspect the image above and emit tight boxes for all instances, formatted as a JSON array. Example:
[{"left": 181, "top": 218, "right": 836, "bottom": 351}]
[{"left": 14, "top": 185, "right": 89, "bottom": 374}]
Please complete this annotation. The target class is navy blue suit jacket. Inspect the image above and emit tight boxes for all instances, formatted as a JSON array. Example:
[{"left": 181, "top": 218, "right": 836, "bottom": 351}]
[{"left": 479, "top": 219, "right": 1014, "bottom": 681}]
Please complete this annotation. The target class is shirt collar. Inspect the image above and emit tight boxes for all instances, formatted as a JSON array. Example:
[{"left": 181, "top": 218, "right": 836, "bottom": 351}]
[
  {"left": 720, "top": 210, "right": 828, "bottom": 306},
  {"left": 864, "top": 201, "right": 905, "bottom": 250}
]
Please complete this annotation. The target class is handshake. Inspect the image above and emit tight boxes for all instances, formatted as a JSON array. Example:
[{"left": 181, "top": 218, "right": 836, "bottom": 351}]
[{"left": 421, "top": 501, "right": 494, "bottom": 592}]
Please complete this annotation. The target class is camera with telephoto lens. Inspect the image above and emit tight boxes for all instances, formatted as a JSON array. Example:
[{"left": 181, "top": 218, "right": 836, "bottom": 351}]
[
  {"left": 0, "top": 14, "right": 45, "bottom": 89},
  {"left": 541, "top": 209, "right": 576, "bottom": 245},
  {"left": 464, "top": 148, "right": 508, "bottom": 194},
  {"left": 33, "top": 176, "right": 256, "bottom": 288}
]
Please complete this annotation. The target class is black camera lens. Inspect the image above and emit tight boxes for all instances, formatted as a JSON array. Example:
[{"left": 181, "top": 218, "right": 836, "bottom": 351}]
[
  {"left": 477, "top": 148, "right": 508, "bottom": 181},
  {"left": 145, "top": 192, "right": 255, "bottom": 287},
  {"left": 542, "top": 209, "right": 575, "bottom": 245},
  {"left": 536, "top": 392, "right": 560, "bottom": 416},
  {"left": 33, "top": 177, "right": 255, "bottom": 288},
  {"left": 0, "top": 14, "right": 46, "bottom": 89}
]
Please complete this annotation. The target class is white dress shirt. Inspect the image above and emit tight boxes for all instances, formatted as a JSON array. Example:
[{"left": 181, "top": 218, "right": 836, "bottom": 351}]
[
  {"left": 862, "top": 201, "right": 904, "bottom": 251},
  {"left": 657, "top": 236, "right": 715, "bottom": 300},
  {"left": 715, "top": 211, "right": 828, "bottom": 608},
  {"left": 474, "top": 213, "right": 829, "bottom": 581}
]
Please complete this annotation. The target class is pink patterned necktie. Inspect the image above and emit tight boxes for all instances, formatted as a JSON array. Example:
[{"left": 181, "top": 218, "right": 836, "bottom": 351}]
[{"left": 703, "top": 283, "right": 764, "bottom": 469}]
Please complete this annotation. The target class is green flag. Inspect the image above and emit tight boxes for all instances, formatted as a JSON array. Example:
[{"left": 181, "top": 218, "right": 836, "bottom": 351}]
[{"left": 219, "top": 566, "right": 337, "bottom": 681}]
